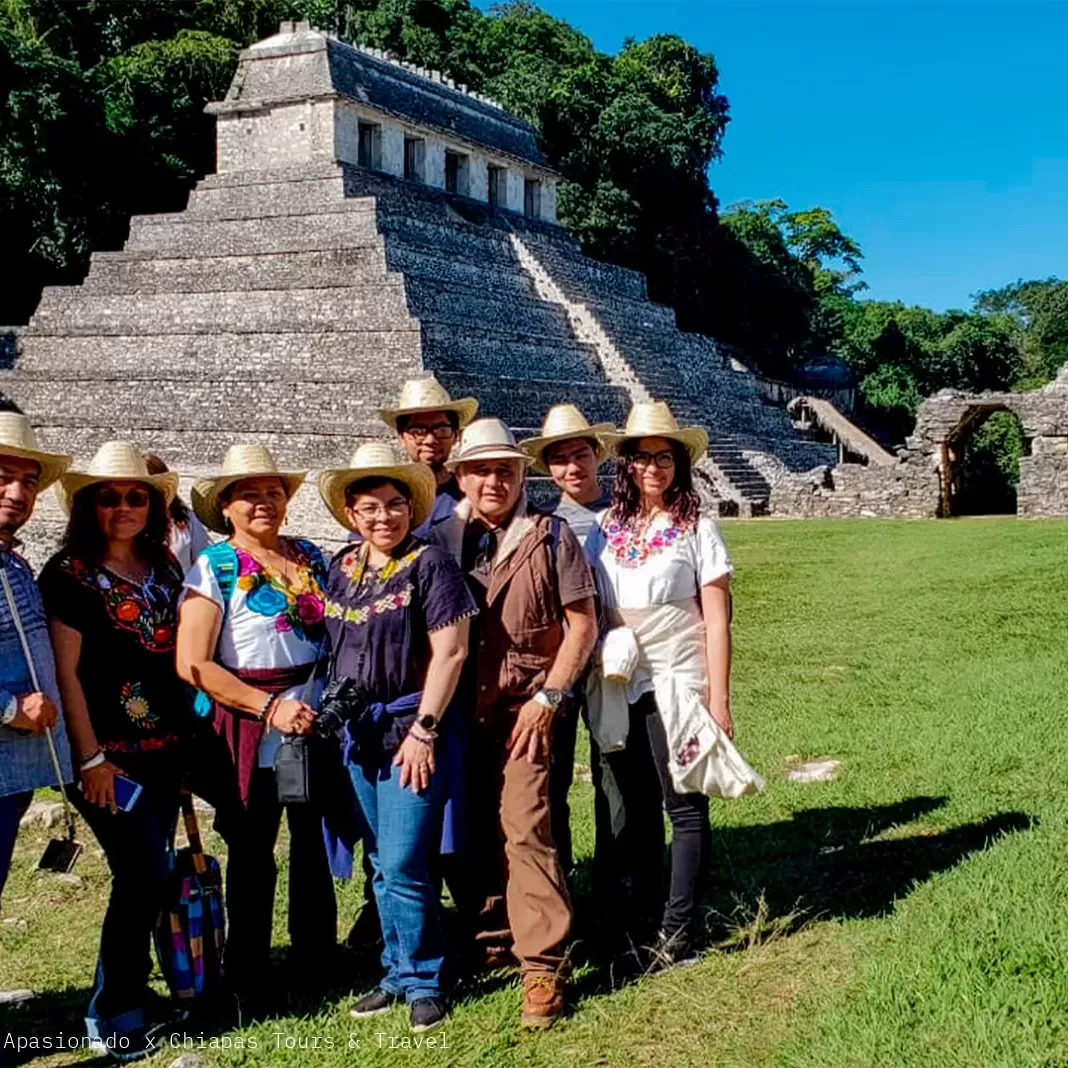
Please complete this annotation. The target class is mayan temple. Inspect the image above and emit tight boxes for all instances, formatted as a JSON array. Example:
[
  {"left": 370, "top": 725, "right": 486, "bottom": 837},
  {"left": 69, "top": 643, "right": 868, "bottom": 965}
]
[{"left": 1, "top": 20, "right": 837, "bottom": 552}]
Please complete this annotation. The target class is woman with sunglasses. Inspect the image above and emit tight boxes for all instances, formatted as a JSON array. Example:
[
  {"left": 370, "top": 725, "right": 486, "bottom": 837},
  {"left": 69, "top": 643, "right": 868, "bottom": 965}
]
[
  {"left": 586, "top": 403, "right": 735, "bottom": 971},
  {"left": 38, "top": 442, "right": 188, "bottom": 1061}
]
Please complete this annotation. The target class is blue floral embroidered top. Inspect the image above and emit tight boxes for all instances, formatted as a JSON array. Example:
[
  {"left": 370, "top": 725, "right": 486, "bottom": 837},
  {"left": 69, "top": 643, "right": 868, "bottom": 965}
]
[
  {"left": 39, "top": 551, "right": 187, "bottom": 753},
  {"left": 324, "top": 535, "right": 476, "bottom": 757}
]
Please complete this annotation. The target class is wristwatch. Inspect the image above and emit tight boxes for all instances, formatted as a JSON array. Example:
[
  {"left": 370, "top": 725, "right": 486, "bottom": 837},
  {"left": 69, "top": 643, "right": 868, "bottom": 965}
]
[
  {"left": 416, "top": 714, "right": 439, "bottom": 735},
  {"left": 1, "top": 693, "right": 17, "bottom": 727},
  {"left": 533, "top": 688, "right": 566, "bottom": 713}
]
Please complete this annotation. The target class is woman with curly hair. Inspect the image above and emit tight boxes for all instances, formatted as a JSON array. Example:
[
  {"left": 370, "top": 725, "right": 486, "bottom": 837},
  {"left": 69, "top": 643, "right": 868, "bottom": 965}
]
[
  {"left": 39, "top": 441, "right": 187, "bottom": 1061},
  {"left": 586, "top": 402, "right": 736, "bottom": 971}
]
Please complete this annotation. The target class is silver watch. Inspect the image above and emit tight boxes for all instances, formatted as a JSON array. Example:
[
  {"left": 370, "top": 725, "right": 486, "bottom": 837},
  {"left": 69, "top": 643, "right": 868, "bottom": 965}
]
[
  {"left": 1, "top": 694, "right": 18, "bottom": 727},
  {"left": 534, "top": 688, "right": 566, "bottom": 712}
]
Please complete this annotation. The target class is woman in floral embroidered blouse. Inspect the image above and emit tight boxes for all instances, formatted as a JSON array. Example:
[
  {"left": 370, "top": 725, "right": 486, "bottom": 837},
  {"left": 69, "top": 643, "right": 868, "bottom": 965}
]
[
  {"left": 586, "top": 402, "right": 734, "bottom": 971},
  {"left": 175, "top": 444, "right": 336, "bottom": 1002},
  {"left": 319, "top": 443, "right": 474, "bottom": 1034},
  {"left": 39, "top": 441, "right": 188, "bottom": 1056}
]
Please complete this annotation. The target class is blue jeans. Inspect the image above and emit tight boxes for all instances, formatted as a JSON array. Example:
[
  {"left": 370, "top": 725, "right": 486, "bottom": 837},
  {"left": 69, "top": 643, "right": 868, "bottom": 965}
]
[
  {"left": 70, "top": 754, "right": 184, "bottom": 1043},
  {"left": 0, "top": 790, "right": 32, "bottom": 906},
  {"left": 349, "top": 756, "right": 445, "bottom": 1003}
]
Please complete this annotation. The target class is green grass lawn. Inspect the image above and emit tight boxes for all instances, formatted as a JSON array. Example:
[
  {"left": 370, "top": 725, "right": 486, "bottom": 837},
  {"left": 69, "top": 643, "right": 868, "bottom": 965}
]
[{"left": 3, "top": 517, "right": 1068, "bottom": 1068}]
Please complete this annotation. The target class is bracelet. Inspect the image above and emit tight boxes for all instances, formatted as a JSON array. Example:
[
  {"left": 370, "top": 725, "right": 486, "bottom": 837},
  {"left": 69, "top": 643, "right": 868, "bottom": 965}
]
[
  {"left": 409, "top": 723, "right": 437, "bottom": 746},
  {"left": 258, "top": 692, "right": 275, "bottom": 720},
  {"left": 80, "top": 752, "right": 106, "bottom": 772},
  {"left": 263, "top": 695, "right": 280, "bottom": 726}
]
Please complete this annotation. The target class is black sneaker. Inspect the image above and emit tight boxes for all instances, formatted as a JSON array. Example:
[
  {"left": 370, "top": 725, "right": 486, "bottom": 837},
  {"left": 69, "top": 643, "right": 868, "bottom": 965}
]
[
  {"left": 349, "top": 989, "right": 400, "bottom": 1019},
  {"left": 645, "top": 928, "right": 701, "bottom": 973},
  {"left": 409, "top": 997, "right": 448, "bottom": 1033}
]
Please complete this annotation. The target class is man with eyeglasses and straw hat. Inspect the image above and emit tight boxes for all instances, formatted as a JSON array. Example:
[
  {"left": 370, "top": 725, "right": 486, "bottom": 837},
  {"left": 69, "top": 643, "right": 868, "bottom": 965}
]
[
  {"left": 0, "top": 409, "right": 74, "bottom": 919},
  {"left": 379, "top": 375, "right": 478, "bottom": 537}
]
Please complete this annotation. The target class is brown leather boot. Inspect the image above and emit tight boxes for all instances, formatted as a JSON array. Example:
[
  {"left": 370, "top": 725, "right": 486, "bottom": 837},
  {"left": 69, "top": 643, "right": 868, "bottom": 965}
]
[{"left": 520, "top": 973, "right": 566, "bottom": 1030}]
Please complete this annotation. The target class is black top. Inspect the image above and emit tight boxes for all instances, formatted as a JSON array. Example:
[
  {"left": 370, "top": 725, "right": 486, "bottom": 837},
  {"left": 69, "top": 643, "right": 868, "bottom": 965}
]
[
  {"left": 39, "top": 552, "right": 187, "bottom": 753},
  {"left": 324, "top": 536, "right": 476, "bottom": 755}
]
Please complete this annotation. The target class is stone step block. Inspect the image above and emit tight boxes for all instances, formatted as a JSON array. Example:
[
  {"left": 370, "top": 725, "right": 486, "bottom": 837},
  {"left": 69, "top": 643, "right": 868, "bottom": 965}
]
[
  {"left": 10, "top": 329, "right": 424, "bottom": 378},
  {"left": 6, "top": 378, "right": 402, "bottom": 438},
  {"left": 435, "top": 373, "right": 632, "bottom": 428},
  {"left": 421, "top": 328, "right": 600, "bottom": 381},
  {"left": 384, "top": 245, "right": 536, "bottom": 297},
  {"left": 183, "top": 176, "right": 360, "bottom": 218},
  {"left": 124, "top": 210, "right": 381, "bottom": 257},
  {"left": 29, "top": 285, "right": 415, "bottom": 336},
  {"left": 83, "top": 247, "right": 392, "bottom": 295},
  {"left": 403, "top": 279, "right": 574, "bottom": 338}
]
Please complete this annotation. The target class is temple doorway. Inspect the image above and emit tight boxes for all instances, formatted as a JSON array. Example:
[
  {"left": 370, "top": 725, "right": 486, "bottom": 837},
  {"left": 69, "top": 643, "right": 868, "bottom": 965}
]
[{"left": 940, "top": 406, "right": 1028, "bottom": 516}]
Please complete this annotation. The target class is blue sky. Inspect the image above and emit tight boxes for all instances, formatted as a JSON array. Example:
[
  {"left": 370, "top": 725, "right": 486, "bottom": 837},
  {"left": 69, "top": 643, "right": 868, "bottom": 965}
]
[{"left": 475, "top": 1, "right": 1068, "bottom": 311}]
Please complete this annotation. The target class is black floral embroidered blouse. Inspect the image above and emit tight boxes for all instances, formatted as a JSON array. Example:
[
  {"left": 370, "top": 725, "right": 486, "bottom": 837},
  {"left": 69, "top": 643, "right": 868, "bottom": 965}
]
[{"left": 39, "top": 552, "right": 187, "bottom": 753}]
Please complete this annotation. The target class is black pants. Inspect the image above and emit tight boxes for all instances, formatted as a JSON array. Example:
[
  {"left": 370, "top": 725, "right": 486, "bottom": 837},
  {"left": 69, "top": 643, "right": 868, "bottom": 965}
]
[
  {"left": 596, "top": 696, "right": 710, "bottom": 941},
  {"left": 70, "top": 751, "right": 184, "bottom": 1039},
  {"left": 218, "top": 767, "right": 337, "bottom": 990}
]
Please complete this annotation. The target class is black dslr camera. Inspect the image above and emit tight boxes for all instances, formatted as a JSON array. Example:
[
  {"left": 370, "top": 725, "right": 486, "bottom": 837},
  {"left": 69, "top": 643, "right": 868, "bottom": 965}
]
[{"left": 316, "top": 676, "right": 368, "bottom": 737}]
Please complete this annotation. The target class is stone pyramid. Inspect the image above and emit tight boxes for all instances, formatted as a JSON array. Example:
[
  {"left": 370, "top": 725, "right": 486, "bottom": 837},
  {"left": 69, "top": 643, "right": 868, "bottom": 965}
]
[{"left": 0, "top": 21, "right": 833, "bottom": 555}]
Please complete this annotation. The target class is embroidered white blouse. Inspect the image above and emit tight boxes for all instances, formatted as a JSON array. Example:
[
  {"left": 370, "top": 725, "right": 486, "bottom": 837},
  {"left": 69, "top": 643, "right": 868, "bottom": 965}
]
[
  {"left": 182, "top": 544, "right": 325, "bottom": 767},
  {"left": 585, "top": 511, "right": 733, "bottom": 612}
]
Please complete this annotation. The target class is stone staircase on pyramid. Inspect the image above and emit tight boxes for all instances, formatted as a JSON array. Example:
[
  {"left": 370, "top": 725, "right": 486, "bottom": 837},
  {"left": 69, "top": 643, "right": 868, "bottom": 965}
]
[{"left": 0, "top": 22, "right": 833, "bottom": 554}]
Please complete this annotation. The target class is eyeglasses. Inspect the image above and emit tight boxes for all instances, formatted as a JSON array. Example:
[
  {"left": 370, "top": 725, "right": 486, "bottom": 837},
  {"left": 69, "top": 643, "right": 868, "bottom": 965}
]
[
  {"left": 631, "top": 450, "right": 675, "bottom": 470},
  {"left": 403, "top": 424, "right": 455, "bottom": 441},
  {"left": 352, "top": 501, "right": 410, "bottom": 521},
  {"left": 96, "top": 487, "right": 151, "bottom": 509}
]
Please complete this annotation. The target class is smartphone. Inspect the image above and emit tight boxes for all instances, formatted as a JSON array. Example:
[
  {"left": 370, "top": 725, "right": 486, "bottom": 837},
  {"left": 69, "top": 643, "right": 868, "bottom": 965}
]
[
  {"left": 112, "top": 775, "right": 142, "bottom": 813},
  {"left": 79, "top": 773, "right": 142, "bottom": 812}
]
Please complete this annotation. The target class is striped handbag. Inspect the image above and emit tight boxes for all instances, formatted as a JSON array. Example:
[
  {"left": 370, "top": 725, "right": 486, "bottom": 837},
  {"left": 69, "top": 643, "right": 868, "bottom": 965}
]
[{"left": 155, "top": 791, "right": 226, "bottom": 1000}]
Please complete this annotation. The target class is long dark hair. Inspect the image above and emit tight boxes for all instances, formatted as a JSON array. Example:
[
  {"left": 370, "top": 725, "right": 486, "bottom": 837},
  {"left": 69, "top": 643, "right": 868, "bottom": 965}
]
[
  {"left": 610, "top": 438, "right": 701, "bottom": 529},
  {"left": 64, "top": 482, "right": 173, "bottom": 572},
  {"left": 143, "top": 452, "right": 190, "bottom": 525}
]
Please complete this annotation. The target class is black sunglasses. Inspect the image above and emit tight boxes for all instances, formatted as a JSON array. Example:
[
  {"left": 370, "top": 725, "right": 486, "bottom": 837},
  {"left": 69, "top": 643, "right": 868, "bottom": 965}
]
[{"left": 97, "top": 487, "right": 150, "bottom": 509}]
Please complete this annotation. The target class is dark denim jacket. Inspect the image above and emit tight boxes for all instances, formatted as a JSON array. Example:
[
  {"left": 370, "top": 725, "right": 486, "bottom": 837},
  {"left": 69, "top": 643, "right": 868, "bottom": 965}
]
[{"left": 0, "top": 543, "right": 73, "bottom": 796}]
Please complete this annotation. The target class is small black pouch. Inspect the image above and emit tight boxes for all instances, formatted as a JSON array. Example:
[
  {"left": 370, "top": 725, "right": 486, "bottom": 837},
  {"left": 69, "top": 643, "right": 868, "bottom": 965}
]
[{"left": 274, "top": 735, "right": 313, "bottom": 805}]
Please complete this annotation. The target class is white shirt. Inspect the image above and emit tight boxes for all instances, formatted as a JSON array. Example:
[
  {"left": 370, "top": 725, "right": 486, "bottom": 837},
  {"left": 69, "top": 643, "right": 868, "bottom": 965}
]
[
  {"left": 182, "top": 550, "right": 323, "bottom": 767},
  {"left": 169, "top": 514, "right": 211, "bottom": 574},
  {"left": 585, "top": 511, "right": 733, "bottom": 612}
]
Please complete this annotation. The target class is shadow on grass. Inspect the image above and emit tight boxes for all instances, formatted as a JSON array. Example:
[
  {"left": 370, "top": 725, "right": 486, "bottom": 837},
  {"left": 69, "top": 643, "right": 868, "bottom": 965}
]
[{"left": 566, "top": 796, "right": 1035, "bottom": 999}]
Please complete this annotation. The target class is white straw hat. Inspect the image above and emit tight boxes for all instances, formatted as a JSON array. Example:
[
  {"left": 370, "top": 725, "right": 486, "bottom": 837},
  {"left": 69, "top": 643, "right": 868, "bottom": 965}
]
[
  {"left": 59, "top": 440, "right": 178, "bottom": 514},
  {"left": 0, "top": 412, "right": 72, "bottom": 492},
  {"left": 445, "top": 418, "right": 533, "bottom": 470},
  {"left": 602, "top": 401, "right": 709, "bottom": 465},
  {"left": 379, "top": 375, "right": 479, "bottom": 432},
  {"left": 519, "top": 404, "right": 614, "bottom": 474},
  {"left": 192, "top": 444, "right": 306, "bottom": 534},
  {"left": 319, "top": 441, "right": 436, "bottom": 533}
]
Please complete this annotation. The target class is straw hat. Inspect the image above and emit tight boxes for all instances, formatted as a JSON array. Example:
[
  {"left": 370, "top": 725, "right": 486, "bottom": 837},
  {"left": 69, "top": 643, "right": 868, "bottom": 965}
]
[
  {"left": 445, "top": 418, "right": 533, "bottom": 470},
  {"left": 519, "top": 404, "right": 615, "bottom": 474},
  {"left": 319, "top": 441, "right": 436, "bottom": 532},
  {"left": 192, "top": 444, "right": 305, "bottom": 534},
  {"left": 378, "top": 375, "right": 479, "bottom": 432},
  {"left": 0, "top": 412, "right": 72, "bottom": 492},
  {"left": 602, "top": 401, "right": 709, "bottom": 464},
  {"left": 58, "top": 440, "right": 179, "bottom": 513}
]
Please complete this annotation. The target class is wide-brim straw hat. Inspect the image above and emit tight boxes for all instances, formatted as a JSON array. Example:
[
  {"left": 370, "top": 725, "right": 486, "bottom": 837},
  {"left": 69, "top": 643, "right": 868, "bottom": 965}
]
[
  {"left": 602, "top": 401, "right": 709, "bottom": 465},
  {"left": 319, "top": 441, "right": 436, "bottom": 532},
  {"left": 519, "top": 404, "right": 615, "bottom": 474},
  {"left": 192, "top": 444, "right": 306, "bottom": 534},
  {"left": 59, "top": 440, "right": 178, "bottom": 514},
  {"left": 379, "top": 374, "right": 479, "bottom": 432},
  {"left": 445, "top": 418, "right": 533, "bottom": 471},
  {"left": 0, "top": 412, "right": 72, "bottom": 492}
]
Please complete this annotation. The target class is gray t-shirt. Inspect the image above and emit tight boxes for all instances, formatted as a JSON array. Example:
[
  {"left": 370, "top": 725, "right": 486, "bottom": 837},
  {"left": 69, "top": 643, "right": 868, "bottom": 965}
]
[{"left": 553, "top": 494, "right": 610, "bottom": 548}]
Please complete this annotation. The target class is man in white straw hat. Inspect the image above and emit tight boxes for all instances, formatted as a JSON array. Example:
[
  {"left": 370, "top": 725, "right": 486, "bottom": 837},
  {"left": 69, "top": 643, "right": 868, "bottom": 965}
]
[
  {"left": 519, "top": 404, "right": 613, "bottom": 879},
  {"left": 429, "top": 418, "right": 597, "bottom": 1030},
  {"left": 0, "top": 409, "right": 73, "bottom": 910},
  {"left": 379, "top": 374, "right": 478, "bottom": 536}
]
